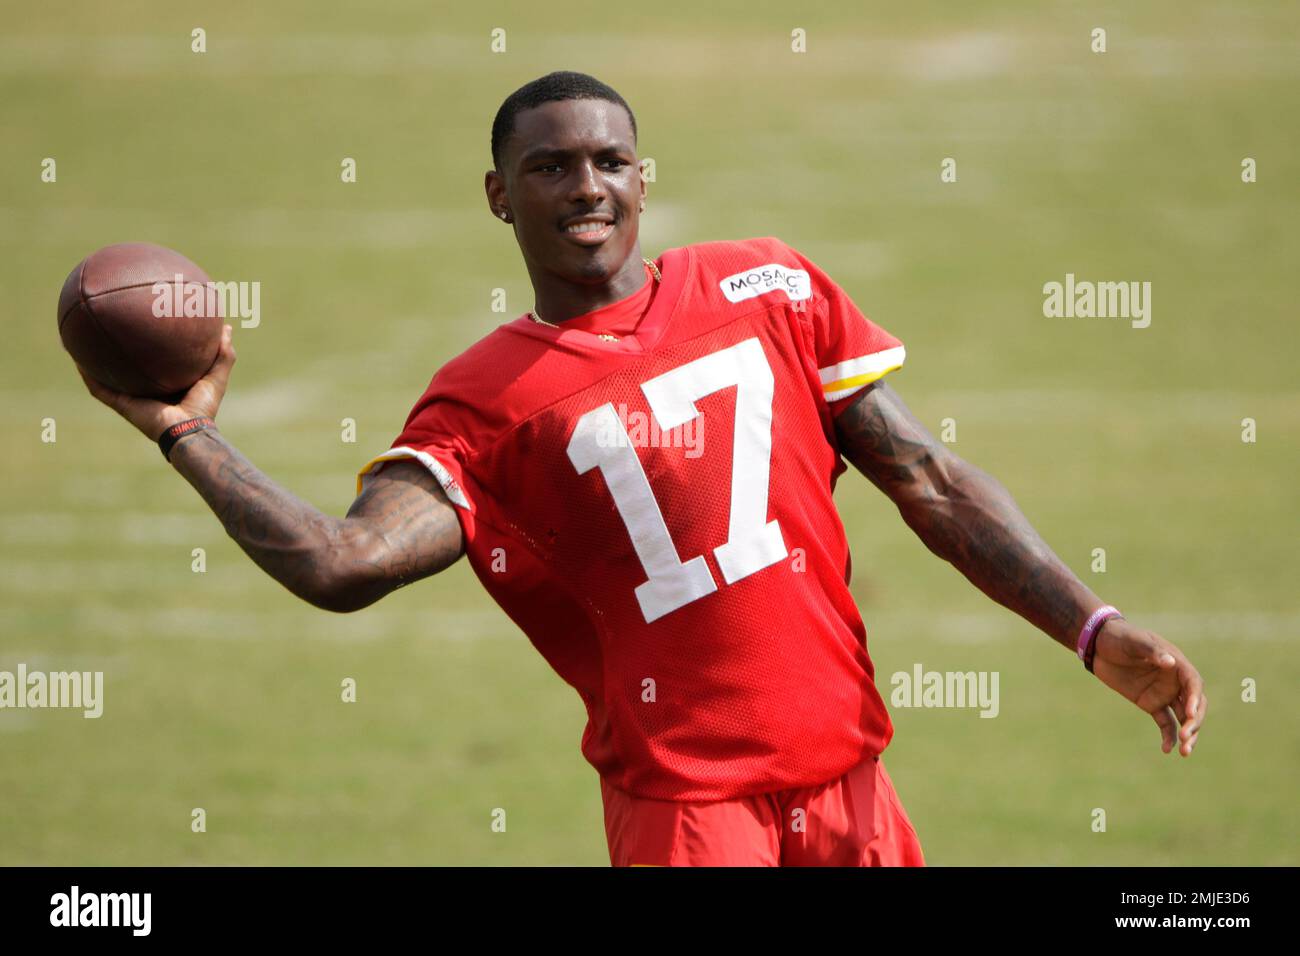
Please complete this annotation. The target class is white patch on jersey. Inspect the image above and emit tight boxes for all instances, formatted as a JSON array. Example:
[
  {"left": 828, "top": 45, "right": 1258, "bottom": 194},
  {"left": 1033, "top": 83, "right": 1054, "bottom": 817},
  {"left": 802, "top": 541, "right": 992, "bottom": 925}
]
[
  {"left": 358, "top": 446, "right": 471, "bottom": 509},
  {"left": 718, "top": 263, "right": 812, "bottom": 304}
]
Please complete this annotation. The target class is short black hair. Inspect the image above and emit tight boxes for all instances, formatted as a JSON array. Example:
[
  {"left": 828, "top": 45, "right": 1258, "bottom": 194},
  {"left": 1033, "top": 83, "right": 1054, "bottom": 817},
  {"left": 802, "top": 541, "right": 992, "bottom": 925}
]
[{"left": 491, "top": 71, "right": 637, "bottom": 170}]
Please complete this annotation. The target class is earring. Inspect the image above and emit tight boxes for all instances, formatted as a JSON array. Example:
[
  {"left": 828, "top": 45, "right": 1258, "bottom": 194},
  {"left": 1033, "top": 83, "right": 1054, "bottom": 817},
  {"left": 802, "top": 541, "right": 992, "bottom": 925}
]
[{"left": 499, "top": 210, "right": 510, "bottom": 221}]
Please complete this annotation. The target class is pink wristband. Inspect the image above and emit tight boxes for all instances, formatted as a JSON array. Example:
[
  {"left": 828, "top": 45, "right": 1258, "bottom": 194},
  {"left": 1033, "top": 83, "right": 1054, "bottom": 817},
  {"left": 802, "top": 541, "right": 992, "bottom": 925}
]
[{"left": 1077, "top": 605, "right": 1123, "bottom": 663}]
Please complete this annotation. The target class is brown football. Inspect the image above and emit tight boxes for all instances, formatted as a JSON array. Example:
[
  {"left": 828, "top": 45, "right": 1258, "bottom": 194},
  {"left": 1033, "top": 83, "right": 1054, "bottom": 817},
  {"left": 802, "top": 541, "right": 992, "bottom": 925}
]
[{"left": 57, "top": 242, "right": 224, "bottom": 399}]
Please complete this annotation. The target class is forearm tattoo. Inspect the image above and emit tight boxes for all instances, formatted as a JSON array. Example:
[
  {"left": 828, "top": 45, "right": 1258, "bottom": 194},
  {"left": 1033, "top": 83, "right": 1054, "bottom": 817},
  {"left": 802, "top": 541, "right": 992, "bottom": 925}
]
[
  {"left": 168, "top": 429, "right": 463, "bottom": 611},
  {"left": 834, "top": 382, "right": 1100, "bottom": 649},
  {"left": 344, "top": 458, "right": 465, "bottom": 597}
]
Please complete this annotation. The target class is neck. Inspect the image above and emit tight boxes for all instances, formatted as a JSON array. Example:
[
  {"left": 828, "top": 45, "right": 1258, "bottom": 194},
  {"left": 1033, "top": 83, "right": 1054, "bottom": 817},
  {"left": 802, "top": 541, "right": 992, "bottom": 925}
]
[{"left": 528, "top": 246, "right": 649, "bottom": 325}]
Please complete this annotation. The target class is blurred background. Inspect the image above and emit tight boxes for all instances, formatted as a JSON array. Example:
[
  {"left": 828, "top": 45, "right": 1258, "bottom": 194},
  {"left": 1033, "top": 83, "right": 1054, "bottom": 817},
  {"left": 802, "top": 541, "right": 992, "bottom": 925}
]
[{"left": 1, "top": 0, "right": 1296, "bottom": 864}]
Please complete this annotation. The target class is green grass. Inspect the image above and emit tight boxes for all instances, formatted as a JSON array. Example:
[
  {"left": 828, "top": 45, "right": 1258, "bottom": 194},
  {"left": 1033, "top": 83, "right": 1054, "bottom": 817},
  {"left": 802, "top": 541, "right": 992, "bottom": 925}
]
[{"left": 1, "top": 0, "right": 1296, "bottom": 865}]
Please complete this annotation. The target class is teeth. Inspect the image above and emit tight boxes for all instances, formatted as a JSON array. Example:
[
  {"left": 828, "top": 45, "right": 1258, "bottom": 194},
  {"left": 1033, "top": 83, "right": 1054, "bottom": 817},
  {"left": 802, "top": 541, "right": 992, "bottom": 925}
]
[{"left": 565, "top": 221, "right": 610, "bottom": 233}]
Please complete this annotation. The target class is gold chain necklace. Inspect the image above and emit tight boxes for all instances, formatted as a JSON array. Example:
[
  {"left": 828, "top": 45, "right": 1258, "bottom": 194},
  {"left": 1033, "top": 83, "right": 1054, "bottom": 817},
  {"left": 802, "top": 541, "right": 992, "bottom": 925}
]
[{"left": 530, "top": 257, "right": 661, "bottom": 338}]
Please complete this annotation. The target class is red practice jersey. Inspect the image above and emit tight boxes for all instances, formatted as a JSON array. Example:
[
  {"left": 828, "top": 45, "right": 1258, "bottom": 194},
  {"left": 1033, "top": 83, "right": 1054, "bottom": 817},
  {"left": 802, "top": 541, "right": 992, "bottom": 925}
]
[{"left": 356, "top": 237, "right": 906, "bottom": 801}]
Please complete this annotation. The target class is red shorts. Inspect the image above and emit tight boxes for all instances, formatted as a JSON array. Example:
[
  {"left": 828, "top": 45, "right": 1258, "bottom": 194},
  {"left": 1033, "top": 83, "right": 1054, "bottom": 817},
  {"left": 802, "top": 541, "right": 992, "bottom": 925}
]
[{"left": 600, "top": 754, "right": 925, "bottom": 866}]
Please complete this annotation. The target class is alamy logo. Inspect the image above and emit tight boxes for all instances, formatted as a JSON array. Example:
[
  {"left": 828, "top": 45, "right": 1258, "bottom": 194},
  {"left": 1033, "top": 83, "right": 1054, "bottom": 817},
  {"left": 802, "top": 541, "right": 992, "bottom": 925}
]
[
  {"left": 595, "top": 402, "right": 704, "bottom": 458},
  {"left": 152, "top": 274, "right": 261, "bottom": 328},
  {"left": 890, "top": 664, "right": 1000, "bottom": 718},
  {"left": 0, "top": 664, "right": 102, "bottom": 718},
  {"left": 50, "top": 886, "right": 151, "bottom": 936},
  {"left": 1042, "top": 273, "right": 1151, "bottom": 328},
  {"left": 719, "top": 263, "right": 812, "bottom": 304}
]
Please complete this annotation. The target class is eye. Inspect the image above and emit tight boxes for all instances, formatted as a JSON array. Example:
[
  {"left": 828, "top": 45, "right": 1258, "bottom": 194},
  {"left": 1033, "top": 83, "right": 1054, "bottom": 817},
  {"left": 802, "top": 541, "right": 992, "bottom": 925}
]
[{"left": 535, "top": 163, "right": 562, "bottom": 174}]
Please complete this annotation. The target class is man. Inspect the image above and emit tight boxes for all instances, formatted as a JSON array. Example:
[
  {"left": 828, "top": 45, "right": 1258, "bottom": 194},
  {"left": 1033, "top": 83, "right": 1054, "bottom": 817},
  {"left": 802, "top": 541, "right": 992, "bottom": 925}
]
[{"left": 79, "top": 71, "right": 1207, "bottom": 867}]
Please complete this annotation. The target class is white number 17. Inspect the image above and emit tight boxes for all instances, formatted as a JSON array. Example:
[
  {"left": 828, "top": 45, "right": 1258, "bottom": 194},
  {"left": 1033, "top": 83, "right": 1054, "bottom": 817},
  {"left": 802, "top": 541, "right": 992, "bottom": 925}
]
[{"left": 566, "top": 338, "right": 788, "bottom": 623}]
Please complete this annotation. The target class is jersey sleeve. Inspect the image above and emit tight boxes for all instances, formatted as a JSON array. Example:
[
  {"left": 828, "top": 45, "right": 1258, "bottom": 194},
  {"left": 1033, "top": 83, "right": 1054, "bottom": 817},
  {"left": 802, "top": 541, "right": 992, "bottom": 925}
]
[
  {"left": 354, "top": 382, "right": 478, "bottom": 543},
  {"left": 784, "top": 243, "right": 906, "bottom": 417}
]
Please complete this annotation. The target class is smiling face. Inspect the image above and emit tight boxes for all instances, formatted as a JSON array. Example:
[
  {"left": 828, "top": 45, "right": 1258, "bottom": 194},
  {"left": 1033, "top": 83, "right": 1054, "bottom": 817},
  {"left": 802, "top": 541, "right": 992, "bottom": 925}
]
[{"left": 486, "top": 98, "right": 647, "bottom": 297}]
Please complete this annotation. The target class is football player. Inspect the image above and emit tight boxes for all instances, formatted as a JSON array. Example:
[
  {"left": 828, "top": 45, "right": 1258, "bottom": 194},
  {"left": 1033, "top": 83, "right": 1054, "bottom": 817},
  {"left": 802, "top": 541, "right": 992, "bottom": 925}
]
[{"left": 79, "top": 71, "right": 1207, "bottom": 866}]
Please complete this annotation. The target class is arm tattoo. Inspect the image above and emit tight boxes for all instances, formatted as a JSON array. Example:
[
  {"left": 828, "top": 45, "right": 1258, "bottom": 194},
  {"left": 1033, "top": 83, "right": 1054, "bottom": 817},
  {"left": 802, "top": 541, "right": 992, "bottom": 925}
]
[
  {"left": 344, "top": 458, "right": 465, "bottom": 600},
  {"left": 168, "top": 428, "right": 463, "bottom": 612},
  {"left": 833, "top": 381, "right": 1101, "bottom": 650}
]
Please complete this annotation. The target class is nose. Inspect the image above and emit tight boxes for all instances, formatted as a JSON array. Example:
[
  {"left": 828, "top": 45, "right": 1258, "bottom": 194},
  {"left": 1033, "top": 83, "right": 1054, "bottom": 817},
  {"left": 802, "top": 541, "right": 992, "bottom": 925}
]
[{"left": 568, "top": 159, "right": 606, "bottom": 206}]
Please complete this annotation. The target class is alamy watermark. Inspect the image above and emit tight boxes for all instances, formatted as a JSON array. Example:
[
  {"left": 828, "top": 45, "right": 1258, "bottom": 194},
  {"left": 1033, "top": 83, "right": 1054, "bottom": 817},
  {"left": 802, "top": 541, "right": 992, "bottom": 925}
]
[
  {"left": 1043, "top": 273, "right": 1151, "bottom": 329},
  {"left": 0, "top": 664, "right": 103, "bottom": 718},
  {"left": 50, "top": 886, "right": 150, "bottom": 936},
  {"left": 595, "top": 402, "right": 704, "bottom": 458},
  {"left": 152, "top": 274, "right": 261, "bottom": 328},
  {"left": 890, "top": 664, "right": 999, "bottom": 718}
]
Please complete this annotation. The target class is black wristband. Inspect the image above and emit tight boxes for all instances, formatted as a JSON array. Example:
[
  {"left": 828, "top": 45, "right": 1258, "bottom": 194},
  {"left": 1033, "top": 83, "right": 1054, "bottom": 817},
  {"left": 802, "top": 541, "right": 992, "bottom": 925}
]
[
  {"left": 1083, "top": 616, "right": 1120, "bottom": 674},
  {"left": 159, "top": 417, "right": 216, "bottom": 461}
]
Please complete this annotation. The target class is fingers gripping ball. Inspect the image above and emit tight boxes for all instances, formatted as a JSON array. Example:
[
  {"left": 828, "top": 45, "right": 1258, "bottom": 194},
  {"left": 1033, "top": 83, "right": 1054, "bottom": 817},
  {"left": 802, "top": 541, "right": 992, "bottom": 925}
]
[{"left": 57, "top": 243, "right": 224, "bottom": 399}]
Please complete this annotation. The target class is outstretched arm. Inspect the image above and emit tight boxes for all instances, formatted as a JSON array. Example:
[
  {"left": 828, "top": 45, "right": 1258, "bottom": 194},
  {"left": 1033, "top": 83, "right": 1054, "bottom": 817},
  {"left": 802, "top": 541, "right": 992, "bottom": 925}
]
[
  {"left": 833, "top": 379, "right": 1206, "bottom": 756},
  {"left": 76, "top": 324, "right": 464, "bottom": 613},
  {"left": 169, "top": 433, "right": 462, "bottom": 611}
]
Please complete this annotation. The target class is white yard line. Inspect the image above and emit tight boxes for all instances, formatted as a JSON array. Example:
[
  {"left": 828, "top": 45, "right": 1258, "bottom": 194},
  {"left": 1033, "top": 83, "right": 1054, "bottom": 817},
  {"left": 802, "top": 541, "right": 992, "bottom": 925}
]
[
  {"left": 0, "top": 200, "right": 699, "bottom": 249},
  {"left": 0, "top": 601, "right": 1293, "bottom": 644},
  {"left": 867, "top": 610, "right": 1298, "bottom": 643},
  {"left": 0, "top": 603, "right": 510, "bottom": 643},
  {"left": 0, "top": 33, "right": 1295, "bottom": 78}
]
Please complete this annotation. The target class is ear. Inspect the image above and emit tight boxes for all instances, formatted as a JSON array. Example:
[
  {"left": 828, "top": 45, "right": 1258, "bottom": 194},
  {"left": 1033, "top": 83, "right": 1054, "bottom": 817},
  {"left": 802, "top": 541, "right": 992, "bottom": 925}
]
[{"left": 485, "top": 168, "right": 510, "bottom": 221}]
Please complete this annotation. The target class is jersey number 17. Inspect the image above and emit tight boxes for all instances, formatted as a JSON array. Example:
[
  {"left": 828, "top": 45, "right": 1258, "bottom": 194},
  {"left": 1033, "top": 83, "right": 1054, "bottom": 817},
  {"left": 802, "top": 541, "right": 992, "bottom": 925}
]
[{"left": 567, "top": 337, "right": 789, "bottom": 623}]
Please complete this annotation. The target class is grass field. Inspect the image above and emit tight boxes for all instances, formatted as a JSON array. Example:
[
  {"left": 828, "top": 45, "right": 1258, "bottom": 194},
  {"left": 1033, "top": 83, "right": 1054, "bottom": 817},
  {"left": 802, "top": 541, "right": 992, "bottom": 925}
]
[{"left": 1, "top": 1, "right": 1297, "bottom": 865}]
